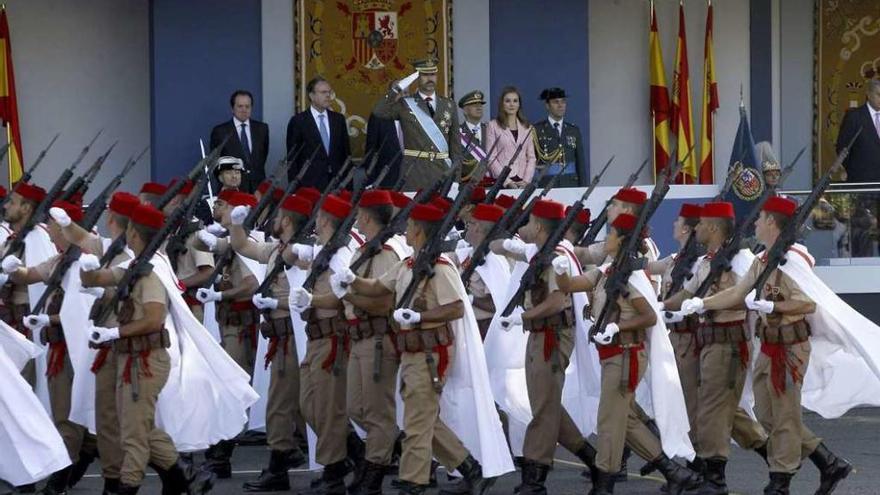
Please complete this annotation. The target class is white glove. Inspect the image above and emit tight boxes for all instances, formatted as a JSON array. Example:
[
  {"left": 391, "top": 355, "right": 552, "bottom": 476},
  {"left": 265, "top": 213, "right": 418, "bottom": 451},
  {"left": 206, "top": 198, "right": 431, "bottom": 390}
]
[
  {"left": 78, "top": 254, "right": 101, "bottom": 272},
  {"left": 745, "top": 289, "right": 774, "bottom": 314},
  {"left": 552, "top": 256, "right": 570, "bottom": 276},
  {"left": 658, "top": 301, "right": 666, "bottom": 311},
  {"left": 455, "top": 239, "right": 470, "bottom": 252},
  {"left": 1, "top": 255, "right": 23, "bottom": 274},
  {"left": 468, "top": 293, "right": 474, "bottom": 304},
  {"left": 680, "top": 297, "right": 706, "bottom": 316},
  {"left": 502, "top": 238, "right": 527, "bottom": 255},
  {"left": 206, "top": 223, "right": 227, "bottom": 236},
  {"left": 446, "top": 229, "right": 462, "bottom": 242},
  {"left": 49, "top": 207, "right": 71, "bottom": 227},
  {"left": 196, "top": 287, "right": 222, "bottom": 303},
  {"left": 89, "top": 323, "right": 120, "bottom": 345},
  {"left": 498, "top": 310, "right": 523, "bottom": 331},
  {"left": 393, "top": 308, "right": 421, "bottom": 327},
  {"left": 252, "top": 294, "right": 279, "bottom": 310},
  {"left": 0, "top": 273, "right": 8, "bottom": 286},
  {"left": 593, "top": 322, "right": 620, "bottom": 345},
  {"left": 336, "top": 267, "right": 356, "bottom": 285},
  {"left": 329, "top": 272, "right": 350, "bottom": 299},
  {"left": 290, "top": 243, "right": 315, "bottom": 263},
  {"left": 291, "top": 287, "right": 313, "bottom": 308},
  {"left": 292, "top": 304, "right": 309, "bottom": 314},
  {"left": 230, "top": 205, "right": 250, "bottom": 225},
  {"left": 197, "top": 230, "right": 218, "bottom": 252},
  {"left": 663, "top": 311, "right": 685, "bottom": 324},
  {"left": 23, "top": 314, "right": 50, "bottom": 332},
  {"left": 80, "top": 286, "right": 105, "bottom": 299}
]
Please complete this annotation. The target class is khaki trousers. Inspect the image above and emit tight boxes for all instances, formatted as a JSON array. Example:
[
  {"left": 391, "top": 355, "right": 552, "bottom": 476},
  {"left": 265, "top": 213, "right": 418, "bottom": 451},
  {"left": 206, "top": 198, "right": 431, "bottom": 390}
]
[
  {"left": 94, "top": 348, "right": 124, "bottom": 479},
  {"left": 398, "top": 348, "right": 469, "bottom": 485},
  {"left": 266, "top": 335, "right": 303, "bottom": 451},
  {"left": 48, "top": 353, "right": 88, "bottom": 462},
  {"left": 696, "top": 341, "right": 755, "bottom": 459},
  {"left": 595, "top": 349, "right": 662, "bottom": 473},
  {"left": 347, "top": 334, "right": 400, "bottom": 465},
  {"left": 117, "top": 349, "right": 178, "bottom": 486},
  {"left": 669, "top": 330, "right": 700, "bottom": 445},
  {"left": 220, "top": 323, "right": 256, "bottom": 378},
  {"left": 522, "top": 327, "right": 585, "bottom": 465},
  {"left": 300, "top": 335, "right": 349, "bottom": 466}
]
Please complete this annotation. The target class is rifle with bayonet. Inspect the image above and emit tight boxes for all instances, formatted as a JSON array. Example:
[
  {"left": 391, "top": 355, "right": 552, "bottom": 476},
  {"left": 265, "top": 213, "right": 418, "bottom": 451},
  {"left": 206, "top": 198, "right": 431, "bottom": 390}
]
[
  {"left": 167, "top": 154, "right": 225, "bottom": 272},
  {"left": 371, "top": 148, "right": 402, "bottom": 188},
  {"left": 17, "top": 133, "right": 61, "bottom": 186},
  {"left": 258, "top": 145, "right": 320, "bottom": 233},
  {"left": 61, "top": 140, "right": 118, "bottom": 202},
  {"left": 577, "top": 158, "right": 649, "bottom": 247}
]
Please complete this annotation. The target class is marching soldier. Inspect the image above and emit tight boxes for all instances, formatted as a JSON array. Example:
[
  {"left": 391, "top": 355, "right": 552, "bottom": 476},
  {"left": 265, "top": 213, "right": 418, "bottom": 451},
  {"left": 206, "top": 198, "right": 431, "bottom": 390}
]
[
  {"left": 373, "top": 58, "right": 462, "bottom": 191},
  {"left": 533, "top": 88, "right": 586, "bottom": 187},
  {"left": 459, "top": 203, "right": 504, "bottom": 339},
  {"left": 229, "top": 195, "right": 310, "bottom": 492},
  {"left": 458, "top": 90, "right": 488, "bottom": 183},
  {"left": 563, "top": 206, "right": 591, "bottom": 245},
  {"left": 137, "top": 182, "right": 167, "bottom": 206}
]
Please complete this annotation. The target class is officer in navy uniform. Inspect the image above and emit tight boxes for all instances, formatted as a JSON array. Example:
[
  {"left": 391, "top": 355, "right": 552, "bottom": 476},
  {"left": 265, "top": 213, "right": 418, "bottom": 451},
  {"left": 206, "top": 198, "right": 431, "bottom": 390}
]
[
  {"left": 457, "top": 90, "right": 487, "bottom": 183},
  {"left": 532, "top": 88, "right": 586, "bottom": 187}
]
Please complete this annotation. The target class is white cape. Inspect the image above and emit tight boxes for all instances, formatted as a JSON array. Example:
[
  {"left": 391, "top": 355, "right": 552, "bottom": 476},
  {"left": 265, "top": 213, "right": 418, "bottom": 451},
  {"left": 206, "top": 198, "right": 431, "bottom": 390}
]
[
  {"left": 24, "top": 225, "right": 58, "bottom": 411},
  {"left": 58, "top": 260, "right": 99, "bottom": 431},
  {"left": 0, "top": 322, "right": 70, "bottom": 486}
]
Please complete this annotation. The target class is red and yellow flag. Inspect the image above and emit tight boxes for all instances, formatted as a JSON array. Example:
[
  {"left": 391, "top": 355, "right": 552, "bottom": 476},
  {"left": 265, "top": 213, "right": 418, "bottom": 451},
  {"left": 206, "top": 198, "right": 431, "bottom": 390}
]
[
  {"left": 0, "top": 7, "right": 23, "bottom": 185},
  {"left": 698, "top": 0, "right": 718, "bottom": 184},
  {"left": 649, "top": 1, "right": 672, "bottom": 182},
  {"left": 671, "top": 2, "right": 696, "bottom": 184}
]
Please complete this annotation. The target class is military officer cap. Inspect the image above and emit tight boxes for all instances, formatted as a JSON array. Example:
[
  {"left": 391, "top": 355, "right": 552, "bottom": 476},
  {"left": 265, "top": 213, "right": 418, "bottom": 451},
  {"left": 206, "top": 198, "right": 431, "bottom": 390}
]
[
  {"left": 215, "top": 156, "right": 247, "bottom": 176},
  {"left": 413, "top": 57, "right": 439, "bottom": 75},
  {"left": 458, "top": 90, "right": 486, "bottom": 109},
  {"left": 756, "top": 141, "right": 781, "bottom": 172},
  {"left": 539, "top": 87, "right": 567, "bottom": 101}
]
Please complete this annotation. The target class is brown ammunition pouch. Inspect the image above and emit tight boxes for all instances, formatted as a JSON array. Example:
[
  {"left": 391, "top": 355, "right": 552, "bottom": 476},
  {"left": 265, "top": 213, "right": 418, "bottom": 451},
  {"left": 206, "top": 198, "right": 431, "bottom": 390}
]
[
  {"left": 40, "top": 325, "right": 65, "bottom": 345},
  {"left": 522, "top": 307, "right": 576, "bottom": 332},
  {"left": 696, "top": 319, "right": 747, "bottom": 348},
  {"left": 112, "top": 328, "right": 171, "bottom": 354},
  {"left": 757, "top": 319, "right": 811, "bottom": 345},
  {"left": 259, "top": 316, "right": 294, "bottom": 339},
  {"left": 303, "top": 311, "right": 347, "bottom": 341},
  {"left": 348, "top": 315, "right": 390, "bottom": 341},
  {"left": 218, "top": 300, "right": 259, "bottom": 327},
  {"left": 670, "top": 314, "right": 700, "bottom": 334},
  {"left": 609, "top": 327, "right": 648, "bottom": 346},
  {"left": 395, "top": 323, "right": 454, "bottom": 353},
  {"left": 0, "top": 302, "right": 32, "bottom": 338}
]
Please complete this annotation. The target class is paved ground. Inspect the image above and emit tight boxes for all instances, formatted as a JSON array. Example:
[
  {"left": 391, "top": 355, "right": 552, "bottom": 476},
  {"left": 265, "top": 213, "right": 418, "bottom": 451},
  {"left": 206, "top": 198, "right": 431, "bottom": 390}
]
[{"left": 65, "top": 407, "right": 879, "bottom": 494}]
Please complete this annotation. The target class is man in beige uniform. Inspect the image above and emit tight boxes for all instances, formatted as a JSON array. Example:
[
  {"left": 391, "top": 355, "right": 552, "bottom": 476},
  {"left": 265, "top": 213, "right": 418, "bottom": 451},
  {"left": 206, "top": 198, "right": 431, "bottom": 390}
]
[
  {"left": 493, "top": 199, "right": 600, "bottom": 494},
  {"left": 460, "top": 203, "right": 505, "bottom": 339},
  {"left": 194, "top": 190, "right": 261, "bottom": 479},
  {"left": 680, "top": 196, "right": 852, "bottom": 495},
  {"left": 53, "top": 191, "right": 140, "bottom": 495},
  {"left": 335, "top": 203, "right": 494, "bottom": 495},
  {"left": 81, "top": 203, "right": 212, "bottom": 495},
  {"left": 231, "top": 194, "right": 310, "bottom": 492}
]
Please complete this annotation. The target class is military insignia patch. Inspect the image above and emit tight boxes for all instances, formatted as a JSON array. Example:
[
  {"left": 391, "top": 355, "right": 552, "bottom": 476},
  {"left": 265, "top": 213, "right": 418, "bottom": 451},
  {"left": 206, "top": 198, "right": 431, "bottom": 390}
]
[
  {"left": 566, "top": 135, "right": 576, "bottom": 148},
  {"left": 730, "top": 161, "right": 764, "bottom": 201}
]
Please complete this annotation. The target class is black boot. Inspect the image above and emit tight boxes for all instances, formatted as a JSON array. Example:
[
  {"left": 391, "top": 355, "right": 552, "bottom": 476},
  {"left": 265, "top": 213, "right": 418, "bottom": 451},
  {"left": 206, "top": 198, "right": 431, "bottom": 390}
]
[
  {"left": 518, "top": 460, "right": 549, "bottom": 495},
  {"left": 809, "top": 443, "right": 852, "bottom": 495},
  {"left": 613, "top": 446, "right": 630, "bottom": 482},
  {"left": 67, "top": 448, "right": 98, "bottom": 489},
  {"left": 102, "top": 478, "right": 120, "bottom": 495},
  {"left": 391, "top": 461, "right": 437, "bottom": 489},
  {"left": 654, "top": 454, "right": 699, "bottom": 495},
  {"left": 347, "top": 459, "right": 367, "bottom": 495},
  {"left": 347, "top": 432, "right": 366, "bottom": 465},
  {"left": 437, "top": 455, "right": 496, "bottom": 495},
  {"left": 148, "top": 462, "right": 179, "bottom": 495},
  {"left": 589, "top": 470, "right": 615, "bottom": 495},
  {"left": 296, "top": 461, "right": 348, "bottom": 495},
  {"left": 16, "top": 484, "right": 36, "bottom": 493},
  {"left": 202, "top": 440, "right": 235, "bottom": 479},
  {"left": 763, "top": 472, "right": 792, "bottom": 495},
  {"left": 574, "top": 441, "right": 599, "bottom": 485},
  {"left": 167, "top": 457, "right": 215, "bottom": 495},
  {"left": 356, "top": 461, "right": 388, "bottom": 495},
  {"left": 697, "top": 457, "right": 727, "bottom": 495},
  {"left": 755, "top": 443, "right": 769, "bottom": 466},
  {"left": 117, "top": 484, "right": 139, "bottom": 495},
  {"left": 37, "top": 467, "right": 71, "bottom": 494},
  {"left": 243, "top": 449, "right": 291, "bottom": 492},
  {"left": 394, "top": 480, "right": 426, "bottom": 495}
]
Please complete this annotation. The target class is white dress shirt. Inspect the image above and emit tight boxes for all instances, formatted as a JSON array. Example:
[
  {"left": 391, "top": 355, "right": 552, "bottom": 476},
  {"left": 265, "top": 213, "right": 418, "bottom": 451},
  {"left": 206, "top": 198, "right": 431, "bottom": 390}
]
[{"left": 233, "top": 117, "right": 252, "bottom": 150}]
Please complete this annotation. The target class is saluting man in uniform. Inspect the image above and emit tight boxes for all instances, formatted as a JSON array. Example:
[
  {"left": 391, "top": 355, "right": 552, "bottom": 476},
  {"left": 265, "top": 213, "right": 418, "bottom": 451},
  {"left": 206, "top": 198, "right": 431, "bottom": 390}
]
[{"left": 532, "top": 88, "right": 586, "bottom": 187}]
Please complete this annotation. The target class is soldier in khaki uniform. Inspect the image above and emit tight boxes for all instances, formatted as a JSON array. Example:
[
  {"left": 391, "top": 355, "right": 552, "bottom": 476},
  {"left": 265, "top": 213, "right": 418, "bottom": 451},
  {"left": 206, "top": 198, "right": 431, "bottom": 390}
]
[
  {"left": 230, "top": 194, "right": 311, "bottom": 492},
  {"left": 556, "top": 213, "right": 697, "bottom": 494},
  {"left": 563, "top": 206, "right": 590, "bottom": 245},
  {"left": 54, "top": 191, "right": 141, "bottom": 495},
  {"left": 680, "top": 196, "right": 852, "bottom": 495},
  {"left": 335, "top": 203, "right": 494, "bottom": 495},
  {"left": 81, "top": 203, "right": 212, "bottom": 495},
  {"left": 459, "top": 203, "right": 504, "bottom": 339},
  {"left": 372, "top": 59, "right": 462, "bottom": 191},
  {"left": 193, "top": 190, "right": 261, "bottom": 479}
]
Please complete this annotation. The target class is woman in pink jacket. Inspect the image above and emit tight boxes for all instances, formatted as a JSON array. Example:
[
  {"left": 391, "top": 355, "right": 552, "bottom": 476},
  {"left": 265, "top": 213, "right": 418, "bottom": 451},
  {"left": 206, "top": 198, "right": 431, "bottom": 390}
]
[{"left": 485, "top": 86, "right": 536, "bottom": 188}]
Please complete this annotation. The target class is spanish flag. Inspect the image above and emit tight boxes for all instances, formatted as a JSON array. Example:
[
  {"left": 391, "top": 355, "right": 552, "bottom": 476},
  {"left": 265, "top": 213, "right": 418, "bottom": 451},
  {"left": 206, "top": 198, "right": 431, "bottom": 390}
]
[
  {"left": 0, "top": 7, "right": 23, "bottom": 185},
  {"left": 649, "top": 0, "right": 672, "bottom": 182},
  {"left": 698, "top": 0, "right": 718, "bottom": 184},
  {"left": 671, "top": 2, "right": 696, "bottom": 184}
]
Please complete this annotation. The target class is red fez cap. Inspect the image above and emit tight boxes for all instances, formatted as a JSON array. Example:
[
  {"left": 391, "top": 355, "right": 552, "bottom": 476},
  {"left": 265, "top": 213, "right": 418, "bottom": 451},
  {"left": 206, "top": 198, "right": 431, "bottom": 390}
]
[
  {"left": 411, "top": 203, "right": 445, "bottom": 222},
  {"left": 257, "top": 181, "right": 272, "bottom": 195},
  {"left": 52, "top": 199, "right": 83, "bottom": 223},
  {"left": 360, "top": 190, "right": 392, "bottom": 208},
  {"left": 321, "top": 194, "right": 351, "bottom": 219},
  {"left": 67, "top": 191, "right": 84, "bottom": 206},
  {"left": 532, "top": 199, "right": 565, "bottom": 220},
  {"left": 431, "top": 196, "right": 452, "bottom": 213},
  {"left": 295, "top": 187, "right": 321, "bottom": 204},
  {"left": 389, "top": 191, "right": 411, "bottom": 208},
  {"left": 175, "top": 179, "right": 194, "bottom": 196},
  {"left": 614, "top": 187, "right": 647, "bottom": 205},
  {"left": 281, "top": 195, "right": 312, "bottom": 217},
  {"left": 271, "top": 187, "right": 284, "bottom": 202},
  {"left": 338, "top": 189, "right": 353, "bottom": 202},
  {"left": 470, "top": 186, "right": 486, "bottom": 203},
  {"left": 140, "top": 182, "right": 167, "bottom": 196},
  {"left": 495, "top": 194, "right": 516, "bottom": 209},
  {"left": 472, "top": 203, "right": 504, "bottom": 223},
  {"left": 611, "top": 213, "right": 638, "bottom": 232},
  {"left": 762, "top": 196, "right": 797, "bottom": 217},
  {"left": 566, "top": 206, "right": 591, "bottom": 225},
  {"left": 109, "top": 192, "right": 140, "bottom": 217},
  {"left": 678, "top": 203, "right": 702, "bottom": 219},
  {"left": 701, "top": 201, "right": 735, "bottom": 219},
  {"left": 228, "top": 192, "right": 258, "bottom": 208},
  {"left": 14, "top": 182, "right": 47, "bottom": 203},
  {"left": 0, "top": 185, "right": 6, "bottom": 198},
  {"left": 131, "top": 204, "right": 165, "bottom": 230},
  {"left": 217, "top": 189, "right": 237, "bottom": 203}
]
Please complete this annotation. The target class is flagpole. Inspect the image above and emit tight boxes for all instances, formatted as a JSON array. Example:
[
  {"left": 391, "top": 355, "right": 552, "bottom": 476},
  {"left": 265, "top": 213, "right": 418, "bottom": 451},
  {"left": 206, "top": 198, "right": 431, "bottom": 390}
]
[{"left": 650, "top": 0, "right": 657, "bottom": 185}]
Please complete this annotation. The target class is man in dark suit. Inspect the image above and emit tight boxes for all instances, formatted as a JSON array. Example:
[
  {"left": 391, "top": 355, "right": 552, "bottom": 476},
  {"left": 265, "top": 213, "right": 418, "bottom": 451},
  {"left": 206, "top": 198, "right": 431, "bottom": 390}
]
[
  {"left": 533, "top": 87, "right": 587, "bottom": 187},
  {"left": 210, "top": 89, "right": 270, "bottom": 193},
  {"left": 286, "top": 77, "right": 351, "bottom": 191},
  {"left": 838, "top": 79, "right": 880, "bottom": 183},
  {"left": 364, "top": 113, "right": 402, "bottom": 188}
]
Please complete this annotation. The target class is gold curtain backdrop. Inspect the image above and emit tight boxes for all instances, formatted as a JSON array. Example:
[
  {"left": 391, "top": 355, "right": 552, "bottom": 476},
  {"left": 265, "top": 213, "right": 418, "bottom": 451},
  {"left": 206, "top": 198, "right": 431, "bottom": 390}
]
[
  {"left": 815, "top": 0, "right": 880, "bottom": 179},
  {"left": 295, "top": 0, "right": 453, "bottom": 158}
]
